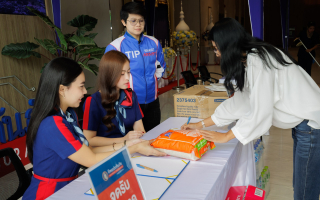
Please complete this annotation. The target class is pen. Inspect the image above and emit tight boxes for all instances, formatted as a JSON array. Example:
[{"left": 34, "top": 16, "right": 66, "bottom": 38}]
[
  {"left": 136, "top": 164, "right": 158, "bottom": 172},
  {"left": 187, "top": 116, "right": 191, "bottom": 125}
]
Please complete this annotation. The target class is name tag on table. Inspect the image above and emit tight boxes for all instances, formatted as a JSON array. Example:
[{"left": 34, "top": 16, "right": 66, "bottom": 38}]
[{"left": 86, "top": 146, "right": 144, "bottom": 200}]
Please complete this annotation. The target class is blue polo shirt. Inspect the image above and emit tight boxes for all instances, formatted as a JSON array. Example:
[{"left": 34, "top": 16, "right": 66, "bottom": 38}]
[
  {"left": 82, "top": 89, "right": 143, "bottom": 138},
  {"left": 23, "top": 110, "right": 83, "bottom": 200}
]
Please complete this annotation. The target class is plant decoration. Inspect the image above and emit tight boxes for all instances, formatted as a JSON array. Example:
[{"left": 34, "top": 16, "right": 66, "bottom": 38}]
[
  {"left": 162, "top": 47, "right": 176, "bottom": 82},
  {"left": 172, "top": 30, "right": 197, "bottom": 48},
  {"left": 162, "top": 47, "right": 176, "bottom": 59},
  {"left": 1, "top": 7, "right": 105, "bottom": 75}
]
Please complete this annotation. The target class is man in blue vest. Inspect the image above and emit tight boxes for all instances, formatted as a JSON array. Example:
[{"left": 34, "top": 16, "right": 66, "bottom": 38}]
[{"left": 105, "top": 2, "right": 166, "bottom": 132}]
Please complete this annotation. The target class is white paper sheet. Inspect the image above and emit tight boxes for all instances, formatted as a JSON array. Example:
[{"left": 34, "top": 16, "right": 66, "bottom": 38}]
[{"left": 131, "top": 156, "right": 189, "bottom": 200}]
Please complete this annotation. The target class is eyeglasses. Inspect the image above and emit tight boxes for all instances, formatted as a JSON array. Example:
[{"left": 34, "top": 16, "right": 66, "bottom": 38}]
[{"left": 127, "top": 19, "right": 145, "bottom": 26}]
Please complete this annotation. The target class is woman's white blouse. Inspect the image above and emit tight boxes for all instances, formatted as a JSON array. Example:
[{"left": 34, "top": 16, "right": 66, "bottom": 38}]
[{"left": 211, "top": 51, "right": 320, "bottom": 145}]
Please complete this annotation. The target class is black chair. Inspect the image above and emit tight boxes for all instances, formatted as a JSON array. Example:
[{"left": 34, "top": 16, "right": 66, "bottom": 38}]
[
  {"left": 0, "top": 148, "right": 32, "bottom": 200},
  {"left": 181, "top": 71, "right": 200, "bottom": 88},
  {"left": 198, "top": 65, "right": 223, "bottom": 83}
]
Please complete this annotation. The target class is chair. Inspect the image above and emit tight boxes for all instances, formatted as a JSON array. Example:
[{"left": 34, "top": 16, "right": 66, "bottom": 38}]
[
  {"left": 0, "top": 148, "right": 32, "bottom": 200},
  {"left": 197, "top": 65, "right": 223, "bottom": 83},
  {"left": 180, "top": 71, "right": 200, "bottom": 88}
]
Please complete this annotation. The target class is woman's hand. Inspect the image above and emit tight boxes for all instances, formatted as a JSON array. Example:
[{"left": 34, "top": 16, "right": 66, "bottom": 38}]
[
  {"left": 124, "top": 130, "right": 145, "bottom": 140},
  {"left": 134, "top": 140, "right": 167, "bottom": 157},
  {"left": 199, "top": 130, "right": 235, "bottom": 143},
  {"left": 181, "top": 122, "right": 202, "bottom": 130},
  {"left": 126, "top": 139, "right": 144, "bottom": 147},
  {"left": 306, "top": 49, "right": 312, "bottom": 53}
]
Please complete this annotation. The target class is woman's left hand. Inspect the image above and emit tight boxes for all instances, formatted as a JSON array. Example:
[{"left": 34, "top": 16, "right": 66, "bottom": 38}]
[{"left": 199, "top": 130, "right": 235, "bottom": 143}]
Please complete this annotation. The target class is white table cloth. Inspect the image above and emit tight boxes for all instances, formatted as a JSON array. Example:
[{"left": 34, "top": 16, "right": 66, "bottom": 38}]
[{"left": 47, "top": 117, "right": 255, "bottom": 200}]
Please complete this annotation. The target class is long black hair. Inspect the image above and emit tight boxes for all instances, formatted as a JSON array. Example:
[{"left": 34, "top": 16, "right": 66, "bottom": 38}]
[
  {"left": 26, "top": 57, "right": 83, "bottom": 163},
  {"left": 209, "top": 18, "right": 297, "bottom": 93}
]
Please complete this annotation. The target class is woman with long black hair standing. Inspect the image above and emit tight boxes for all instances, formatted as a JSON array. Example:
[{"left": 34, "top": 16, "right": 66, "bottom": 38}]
[
  {"left": 23, "top": 57, "right": 165, "bottom": 200},
  {"left": 182, "top": 18, "right": 320, "bottom": 200}
]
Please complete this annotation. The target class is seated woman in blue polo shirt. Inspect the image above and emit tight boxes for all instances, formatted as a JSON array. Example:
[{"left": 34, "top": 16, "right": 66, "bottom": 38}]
[{"left": 82, "top": 50, "right": 146, "bottom": 147}]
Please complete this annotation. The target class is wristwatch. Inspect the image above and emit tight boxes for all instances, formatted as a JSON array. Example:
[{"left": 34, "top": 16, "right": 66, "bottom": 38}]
[{"left": 201, "top": 120, "right": 205, "bottom": 128}]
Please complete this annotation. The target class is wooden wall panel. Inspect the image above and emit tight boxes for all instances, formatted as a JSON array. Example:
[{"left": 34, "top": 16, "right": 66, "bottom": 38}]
[
  {"left": 60, "top": 0, "right": 112, "bottom": 94},
  {"left": 0, "top": 2, "right": 55, "bottom": 139}
]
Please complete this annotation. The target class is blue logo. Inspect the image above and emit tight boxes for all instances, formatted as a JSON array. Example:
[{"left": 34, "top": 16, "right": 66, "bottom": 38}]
[
  {"left": 102, "top": 171, "right": 109, "bottom": 181},
  {"left": 164, "top": 132, "right": 173, "bottom": 137}
]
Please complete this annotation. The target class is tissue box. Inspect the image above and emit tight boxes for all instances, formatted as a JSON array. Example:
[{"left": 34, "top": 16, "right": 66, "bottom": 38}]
[{"left": 225, "top": 185, "right": 265, "bottom": 200}]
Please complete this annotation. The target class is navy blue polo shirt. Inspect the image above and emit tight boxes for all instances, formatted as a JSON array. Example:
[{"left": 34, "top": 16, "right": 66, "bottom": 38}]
[{"left": 82, "top": 89, "right": 144, "bottom": 138}]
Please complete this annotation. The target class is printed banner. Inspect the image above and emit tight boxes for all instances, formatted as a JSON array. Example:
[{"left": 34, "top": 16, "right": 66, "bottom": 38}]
[
  {"left": 87, "top": 147, "right": 144, "bottom": 200},
  {"left": 0, "top": 136, "right": 30, "bottom": 178}
]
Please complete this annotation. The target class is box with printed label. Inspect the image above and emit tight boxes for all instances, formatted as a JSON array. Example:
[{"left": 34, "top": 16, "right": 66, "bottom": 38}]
[
  {"left": 225, "top": 185, "right": 265, "bottom": 200},
  {"left": 244, "top": 185, "right": 265, "bottom": 200},
  {"left": 173, "top": 85, "right": 228, "bottom": 119}
]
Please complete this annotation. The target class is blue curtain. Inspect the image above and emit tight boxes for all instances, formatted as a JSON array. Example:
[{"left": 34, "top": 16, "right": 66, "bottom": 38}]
[
  {"left": 248, "top": 0, "right": 264, "bottom": 40},
  {"left": 51, "top": 0, "right": 61, "bottom": 28}
]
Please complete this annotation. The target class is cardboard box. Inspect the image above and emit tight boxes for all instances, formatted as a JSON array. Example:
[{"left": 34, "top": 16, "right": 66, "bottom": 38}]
[
  {"left": 173, "top": 85, "right": 228, "bottom": 119},
  {"left": 225, "top": 185, "right": 265, "bottom": 200}
]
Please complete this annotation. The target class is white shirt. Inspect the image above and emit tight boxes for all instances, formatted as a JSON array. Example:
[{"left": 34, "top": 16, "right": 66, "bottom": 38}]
[{"left": 211, "top": 51, "right": 320, "bottom": 145}]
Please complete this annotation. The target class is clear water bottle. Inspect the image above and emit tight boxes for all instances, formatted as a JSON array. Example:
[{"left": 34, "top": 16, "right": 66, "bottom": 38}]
[
  {"left": 261, "top": 172, "right": 266, "bottom": 190},
  {"left": 263, "top": 167, "right": 270, "bottom": 196},
  {"left": 258, "top": 175, "right": 262, "bottom": 189},
  {"left": 254, "top": 144, "right": 260, "bottom": 177},
  {"left": 263, "top": 169, "right": 268, "bottom": 194},
  {"left": 264, "top": 166, "right": 270, "bottom": 179}
]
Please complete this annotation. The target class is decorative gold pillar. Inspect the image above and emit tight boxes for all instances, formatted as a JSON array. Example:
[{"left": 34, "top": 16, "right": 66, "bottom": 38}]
[{"left": 167, "top": 0, "right": 175, "bottom": 47}]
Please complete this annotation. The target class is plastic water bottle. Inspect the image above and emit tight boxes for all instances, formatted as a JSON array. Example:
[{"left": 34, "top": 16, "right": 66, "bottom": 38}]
[
  {"left": 254, "top": 144, "right": 260, "bottom": 177},
  {"left": 261, "top": 172, "right": 266, "bottom": 190},
  {"left": 263, "top": 169, "right": 269, "bottom": 196},
  {"left": 257, "top": 140, "right": 264, "bottom": 174},
  {"left": 258, "top": 175, "right": 262, "bottom": 189},
  {"left": 263, "top": 167, "right": 270, "bottom": 196},
  {"left": 264, "top": 166, "right": 270, "bottom": 180}
]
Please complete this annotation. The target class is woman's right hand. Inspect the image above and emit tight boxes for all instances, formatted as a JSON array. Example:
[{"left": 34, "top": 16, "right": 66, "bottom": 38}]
[
  {"left": 134, "top": 140, "right": 166, "bottom": 157},
  {"left": 124, "top": 130, "right": 145, "bottom": 140},
  {"left": 181, "top": 122, "right": 201, "bottom": 130}
]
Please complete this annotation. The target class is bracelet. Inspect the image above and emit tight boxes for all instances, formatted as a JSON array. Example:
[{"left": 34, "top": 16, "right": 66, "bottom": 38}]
[
  {"left": 112, "top": 143, "right": 116, "bottom": 151},
  {"left": 124, "top": 140, "right": 126, "bottom": 146},
  {"left": 201, "top": 120, "right": 205, "bottom": 128}
]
